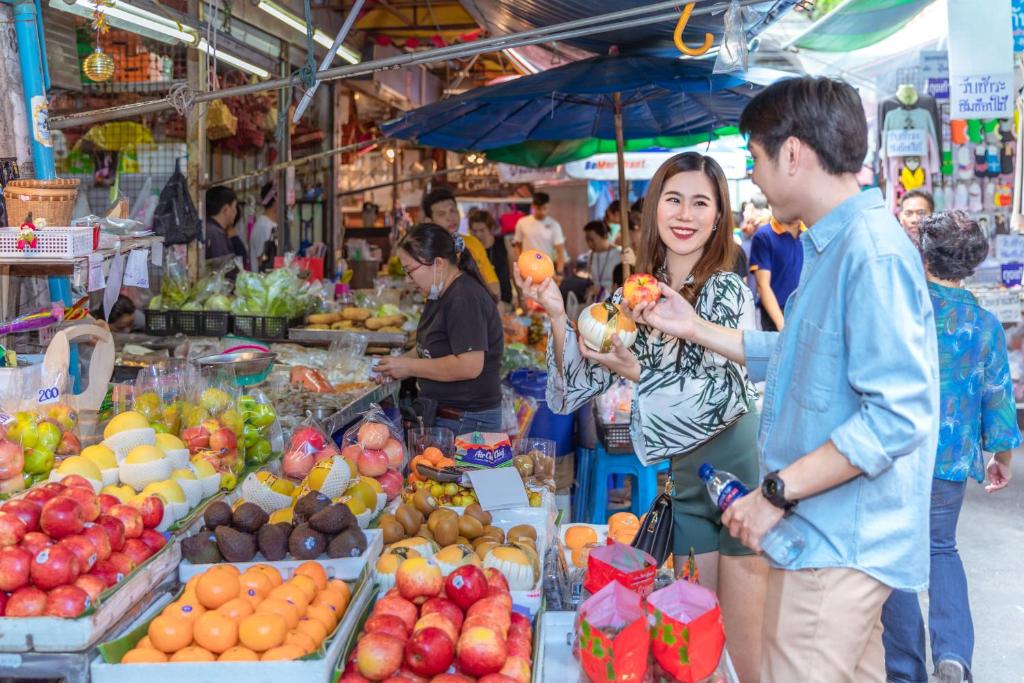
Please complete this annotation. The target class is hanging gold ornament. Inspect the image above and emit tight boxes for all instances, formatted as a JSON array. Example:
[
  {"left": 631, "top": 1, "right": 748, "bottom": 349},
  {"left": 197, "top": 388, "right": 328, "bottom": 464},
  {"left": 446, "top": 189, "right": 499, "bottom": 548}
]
[{"left": 84, "top": 47, "right": 115, "bottom": 82}]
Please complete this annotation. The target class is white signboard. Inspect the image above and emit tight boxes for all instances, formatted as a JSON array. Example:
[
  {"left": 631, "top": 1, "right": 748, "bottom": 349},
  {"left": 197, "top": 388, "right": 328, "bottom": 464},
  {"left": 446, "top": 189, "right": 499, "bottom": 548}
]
[
  {"left": 996, "top": 234, "right": 1024, "bottom": 262},
  {"left": 566, "top": 150, "right": 748, "bottom": 181},
  {"left": 948, "top": 0, "right": 1014, "bottom": 119},
  {"left": 496, "top": 164, "right": 565, "bottom": 184},
  {"left": 885, "top": 129, "right": 927, "bottom": 157},
  {"left": 974, "top": 289, "right": 1022, "bottom": 324}
]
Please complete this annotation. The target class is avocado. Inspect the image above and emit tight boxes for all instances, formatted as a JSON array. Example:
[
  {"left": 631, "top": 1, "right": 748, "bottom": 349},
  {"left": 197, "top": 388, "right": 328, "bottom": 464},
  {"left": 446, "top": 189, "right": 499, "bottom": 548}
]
[
  {"left": 309, "top": 503, "right": 355, "bottom": 535},
  {"left": 293, "top": 491, "right": 332, "bottom": 525},
  {"left": 327, "top": 526, "right": 368, "bottom": 559},
  {"left": 204, "top": 500, "right": 233, "bottom": 530},
  {"left": 215, "top": 525, "right": 257, "bottom": 562},
  {"left": 256, "top": 523, "right": 289, "bottom": 561},
  {"left": 182, "top": 531, "right": 222, "bottom": 565},
  {"left": 232, "top": 502, "right": 269, "bottom": 533},
  {"left": 288, "top": 523, "right": 326, "bottom": 560}
]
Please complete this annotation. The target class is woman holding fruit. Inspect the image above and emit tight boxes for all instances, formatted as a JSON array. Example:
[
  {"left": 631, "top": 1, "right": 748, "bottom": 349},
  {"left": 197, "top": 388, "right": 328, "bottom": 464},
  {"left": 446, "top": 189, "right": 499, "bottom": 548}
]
[
  {"left": 377, "top": 224, "right": 504, "bottom": 435},
  {"left": 517, "top": 152, "right": 767, "bottom": 683}
]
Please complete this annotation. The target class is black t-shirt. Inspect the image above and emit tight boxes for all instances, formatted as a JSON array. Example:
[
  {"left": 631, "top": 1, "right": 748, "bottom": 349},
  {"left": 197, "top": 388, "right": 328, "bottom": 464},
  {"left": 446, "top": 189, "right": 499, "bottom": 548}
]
[
  {"left": 416, "top": 273, "right": 504, "bottom": 410},
  {"left": 486, "top": 238, "right": 513, "bottom": 304}
]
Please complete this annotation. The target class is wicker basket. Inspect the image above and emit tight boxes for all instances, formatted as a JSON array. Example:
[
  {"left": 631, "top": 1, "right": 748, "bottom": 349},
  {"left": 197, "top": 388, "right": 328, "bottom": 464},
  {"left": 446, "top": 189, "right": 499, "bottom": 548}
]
[{"left": 2, "top": 179, "right": 80, "bottom": 228}]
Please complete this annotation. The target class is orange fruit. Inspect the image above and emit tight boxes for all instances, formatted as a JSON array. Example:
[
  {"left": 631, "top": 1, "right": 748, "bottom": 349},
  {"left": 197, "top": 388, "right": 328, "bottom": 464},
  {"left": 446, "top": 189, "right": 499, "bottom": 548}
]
[
  {"left": 564, "top": 525, "right": 599, "bottom": 550},
  {"left": 256, "top": 597, "right": 301, "bottom": 629},
  {"left": 305, "top": 603, "right": 337, "bottom": 631},
  {"left": 210, "top": 564, "right": 240, "bottom": 577},
  {"left": 289, "top": 574, "right": 318, "bottom": 603},
  {"left": 196, "top": 570, "right": 240, "bottom": 610},
  {"left": 121, "top": 648, "right": 168, "bottom": 663},
  {"left": 326, "top": 579, "right": 351, "bottom": 602},
  {"left": 193, "top": 610, "right": 239, "bottom": 654},
  {"left": 170, "top": 645, "right": 216, "bottom": 662},
  {"left": 136, "top": 635, "right": 153, "bottom": 649},
  {"left": 284, "top": 629, "right": 318, "bottom": 655},
  {"left": 183, "top": 575, "right": 200, "bottom": 594},
  {"left": 217, "top": 597, "right": 254, "bottom": 621},
  {"left": 249, "top": 564, "right": 283, "bottom": 587},
  {"left": 164, "top": 597, "right": 206, "bottom": 622},
  {"left": 517, "top": 249, "right": 555, "bottom": 283},
  {"left": 238, "top": 570, "right": 273, "bottom": 604},
  {"left": 421, "top": 446, "right": 444, "bottom": 464},
  {"left": 295, "top": 617, "right": 328, "bottom": 644},
  {"left": 313, "top": 589, "right": 348, "bottom": 615},
  {"left": 148, "top": 614, "right": 193, "bottom": 654},
  {"left": 239, "top": 613, "right": 287, "bottom": 652},
  {"left": 218, "top": 645, "right": 259, "bottom": 662},
  {"left": 261, "top": 644, "right": 304, "bottom": 661},
  {"left": 293, "top": 561, "right": 328, "bottom": 590},
  {"left": 608, "top": 512, "right": 640, "bottom": 536},
  {"left": 269, "top": 583, "right": 309, "bottom": 611}
]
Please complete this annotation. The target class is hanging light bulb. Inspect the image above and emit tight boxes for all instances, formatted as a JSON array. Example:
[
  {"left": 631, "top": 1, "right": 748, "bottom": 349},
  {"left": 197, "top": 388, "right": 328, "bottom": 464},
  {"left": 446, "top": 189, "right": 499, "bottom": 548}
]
[
  {"left": 83, "top": 47, "right": 115, "bottom": 82},
  {"left": 383, "top": 147, "right": 397, "bottom": 163}
]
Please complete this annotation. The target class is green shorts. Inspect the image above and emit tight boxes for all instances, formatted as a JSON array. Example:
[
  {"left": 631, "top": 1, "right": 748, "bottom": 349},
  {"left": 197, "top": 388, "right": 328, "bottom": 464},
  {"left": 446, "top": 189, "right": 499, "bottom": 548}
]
[{"left": 670, "top": 406, "right": 761, "bottom": 557}]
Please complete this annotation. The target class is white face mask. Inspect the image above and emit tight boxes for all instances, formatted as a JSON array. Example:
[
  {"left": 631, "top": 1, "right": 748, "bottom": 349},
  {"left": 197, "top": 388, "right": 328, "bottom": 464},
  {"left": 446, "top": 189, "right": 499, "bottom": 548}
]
[{"left": 427, "top": 263, "right": 442, "bottom": 300}]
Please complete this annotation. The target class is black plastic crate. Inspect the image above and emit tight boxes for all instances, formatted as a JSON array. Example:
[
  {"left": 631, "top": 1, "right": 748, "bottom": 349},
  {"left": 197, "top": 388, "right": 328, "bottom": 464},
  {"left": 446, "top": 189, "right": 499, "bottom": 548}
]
[
  {"left": 201, "top": 311, "right": 230, "bottom": 337},
  {"left": 144, "top": 309, "right": 174, "bottom": 336},
  {"left": 175, "top": 310, "right": 202, "bottom": 336},
  {"left": 231, "top": 315, "right": 298, "bottom": 340}
]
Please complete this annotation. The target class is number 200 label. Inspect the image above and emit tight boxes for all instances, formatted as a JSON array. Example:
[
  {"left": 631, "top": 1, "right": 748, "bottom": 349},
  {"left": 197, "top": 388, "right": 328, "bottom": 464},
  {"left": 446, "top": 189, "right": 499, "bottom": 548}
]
[{"left": 37, "top": 386, "right": 60, "bottom": 404}]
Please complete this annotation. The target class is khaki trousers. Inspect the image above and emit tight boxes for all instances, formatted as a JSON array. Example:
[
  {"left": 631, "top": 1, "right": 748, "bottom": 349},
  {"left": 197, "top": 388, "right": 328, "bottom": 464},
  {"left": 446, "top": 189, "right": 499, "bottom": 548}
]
[{"left": 761, "top": 567, "right": 892, "bottom": 683}]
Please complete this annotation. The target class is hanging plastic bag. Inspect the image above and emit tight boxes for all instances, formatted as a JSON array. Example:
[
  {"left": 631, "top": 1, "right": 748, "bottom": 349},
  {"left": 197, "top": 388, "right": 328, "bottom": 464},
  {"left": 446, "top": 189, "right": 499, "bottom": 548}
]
[
  {"left": 240, "top": 388, "right": 283, "bottom": 468},
  {"left": 282, "top": 415, "right": 338, "bottom": 480},
  {"left": 152, "top": 158, "right": 202, "bottom": 245},
  {"left": 646, "top": 581, "right": 726, "bottom": 683},
  {"left": 341, "top": 403, "right": 405, "bottom": 503},
  {"left": 713, "top": 0, "right": 748, "bottom": 75},
  {"left": 180, "top": 364, "right": 245, "bottom": 490},
  {"left": 133, "top": 360, "right": 188, "bottom": 436},
  {"left": 573, "top": 581, "right": 653, "bottom": 683}
]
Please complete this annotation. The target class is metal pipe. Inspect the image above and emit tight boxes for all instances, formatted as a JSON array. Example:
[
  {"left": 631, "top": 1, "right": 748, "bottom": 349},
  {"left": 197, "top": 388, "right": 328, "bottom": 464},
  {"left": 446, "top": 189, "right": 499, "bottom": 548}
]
[
  {"left": 49, "top": 0, "right": 769, "bottom": 130},
  {"left": 207, "top": 136, "right": 385, "bottom": 187},
  {"left": 292, "top": 0, "right": 366, "bottom": 123}
]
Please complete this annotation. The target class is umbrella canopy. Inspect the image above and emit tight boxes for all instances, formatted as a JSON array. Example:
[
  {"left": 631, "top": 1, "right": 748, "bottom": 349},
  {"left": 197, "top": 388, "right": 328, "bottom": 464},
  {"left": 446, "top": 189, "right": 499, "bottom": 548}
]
[{"left": 381, "top": 55, "right": 779, "bottom": 167}]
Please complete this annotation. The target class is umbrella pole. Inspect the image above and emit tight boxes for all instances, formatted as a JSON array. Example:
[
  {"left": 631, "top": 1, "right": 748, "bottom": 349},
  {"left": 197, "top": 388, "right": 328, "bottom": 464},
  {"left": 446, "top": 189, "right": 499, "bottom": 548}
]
[{"left": 613, "top": 92, "right": 632, "bottom": 278}]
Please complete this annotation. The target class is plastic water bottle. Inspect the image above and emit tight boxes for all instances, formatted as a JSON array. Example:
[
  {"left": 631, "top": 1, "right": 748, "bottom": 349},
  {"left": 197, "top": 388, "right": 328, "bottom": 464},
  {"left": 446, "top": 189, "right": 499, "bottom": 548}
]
[{"left": 698, "top": 463, "right": 805, "bottom": 565}]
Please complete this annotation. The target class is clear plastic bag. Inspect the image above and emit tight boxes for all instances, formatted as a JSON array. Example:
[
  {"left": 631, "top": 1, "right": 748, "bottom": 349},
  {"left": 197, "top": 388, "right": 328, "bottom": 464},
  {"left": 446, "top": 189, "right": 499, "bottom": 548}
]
[
  {"left": 180, "top": 364, "right": 245, "bottom": 490},
  {"left": 132, "top": 360, "right": 187, "bottom": 435},
  {"left": 282, "top": 415, "right": 338, "bottom": 480},
  {"left": 240, "top": 388, "right": 283, "bottom": 468},
  {"left": 325, "top": 334, "right": 370, "bottom": 385},
  {"left": 713, "top": 0, "right": 748, "bottom": 75},
  {"left": 341, "top": 404, "right": 405, "bottom": 502}
]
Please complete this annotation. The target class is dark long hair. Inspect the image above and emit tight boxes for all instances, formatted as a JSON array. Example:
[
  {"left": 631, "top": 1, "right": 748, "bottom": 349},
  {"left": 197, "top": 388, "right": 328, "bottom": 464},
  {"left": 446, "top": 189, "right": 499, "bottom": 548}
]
[
  {"left": 635, "top": 152, "right": 738, "bottom": 304},
  {"left": 397, "top": 223, "right": 496, "bottom": 301}
]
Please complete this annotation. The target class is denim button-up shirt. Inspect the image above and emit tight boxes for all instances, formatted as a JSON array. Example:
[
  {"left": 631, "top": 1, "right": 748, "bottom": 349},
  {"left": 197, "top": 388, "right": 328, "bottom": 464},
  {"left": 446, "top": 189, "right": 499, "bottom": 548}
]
[{"left": 743, "top": 189, "right": 939, "bottom": 592}]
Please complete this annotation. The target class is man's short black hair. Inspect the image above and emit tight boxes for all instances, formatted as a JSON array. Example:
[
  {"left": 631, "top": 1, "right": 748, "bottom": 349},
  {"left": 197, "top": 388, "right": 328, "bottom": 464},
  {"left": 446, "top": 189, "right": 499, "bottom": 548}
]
[
  {"left": 919, "top": 211, "right": 988, "bottom": 280},
  {"left": 422, "top": 187, "right": 456, "bottom": 219},
  {"left": 740, "top": 76, "right": 868, "bottom": 176},
  {"left": 205, "top": 186, "right": 237, "bottom": 218},
  {"left": 900, "top": 189, "right": 934, "bottom": 212},
  {"left": 532, "top": 192, "right": 550, "bottom": 207}
]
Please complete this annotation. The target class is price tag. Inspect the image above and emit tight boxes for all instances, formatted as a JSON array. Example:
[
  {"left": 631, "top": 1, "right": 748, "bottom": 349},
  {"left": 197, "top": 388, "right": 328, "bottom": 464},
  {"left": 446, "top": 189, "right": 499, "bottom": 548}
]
[
  {"left": 104, "top": 249, "right": 125, "bottom": 320},
  {"left": 885, "top": 129, "right": 926, "bottom": 157},
  {"left": 124, "top": 249, "right": 150, "bottom": 289},
  {"left": 974, "top": 289, "right": 1023, "bottom": 323},
  {"left": 36, "top": 385, "right": 61, "bottom": 405},
  {"left": 87, "top": 253, "right": 106, "bottom": 292},
  {"left": 151, "top": 239, "right": 163, "bottom": 266},
  {"left": 0, "top": 413, "right": 13, "bottom": 425}
]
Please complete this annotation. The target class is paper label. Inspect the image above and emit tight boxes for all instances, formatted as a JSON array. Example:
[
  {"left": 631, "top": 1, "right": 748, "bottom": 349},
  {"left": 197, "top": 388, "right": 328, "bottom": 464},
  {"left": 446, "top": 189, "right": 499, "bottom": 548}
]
[
  {"left": 975, "top": 290, "right": 1022, "bottom": 324},
  {"left": 151, "top": 239, "right": 163, "bottom": 266},
  {"left": 104, "top": 250, "right": 125, "bottom": 319},
  {"left": 31, "top": 96, "right": 50, "bottom": 147},
  {"left": 87, "top": 253, "right": 106, "bottom": 292},
  {"left": 948, "top": 0, "right": 1014, "bottom": 118},
  {"left": 0, "top": 413, "right": 14, "bottom": 425},
  {"left": 885, "top": 129, "right": 927, "bottom": 157},
  {"left": 996, "top": 234, "right": 1024, "bottom": 262},
  {"left": 37, "top": 385, "right": 60, "bottom": 405},
  {"left": 123, "top": 249, "right": 150, "bottom": 288}
]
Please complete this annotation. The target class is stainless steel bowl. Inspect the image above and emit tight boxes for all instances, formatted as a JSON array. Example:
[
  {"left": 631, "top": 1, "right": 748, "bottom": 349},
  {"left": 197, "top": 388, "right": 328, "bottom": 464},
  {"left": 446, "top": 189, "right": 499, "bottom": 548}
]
[{"left": 194, "top": 350, "right": 278, "bottom": 377}]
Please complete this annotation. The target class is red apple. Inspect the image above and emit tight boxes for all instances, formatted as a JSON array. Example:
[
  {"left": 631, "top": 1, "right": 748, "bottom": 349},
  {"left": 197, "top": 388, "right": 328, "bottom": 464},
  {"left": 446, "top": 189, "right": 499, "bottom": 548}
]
[
  {"left": 468, "top": 593, "right": 512, "bottom": 620},
  {"left": 97, "top": 494, "right": 120, "bottom": 515},
  {"left": 462, "top": 615, "right": 506, "bottom": 640},
  {"left": 120, "top": 539, "right": 152, "bottom": 566},
  {"left": 429, "top": 676, "right": 473, "bottom": 683},
  {"left": 357, "top": 449, "right": 389, "bottom": 478},
  {"left": 404, "top": 627, "right": 456, "bottom": 678},
  {"left": 95, "top": 515, "right": 126, "bottom": 551},
  {"left": 382, "top": 439, "right": 405, "bottom": 469},
  {"left": 395, "top": 669, "right": 430, "bottom": 683},
  {"left": 139, "top": 529, "right": 166, "bottom": 554},
  {"left": 56, "top": 431, "right": 81, "bottom": 456},
  {"left": 60, "top": 487, "right": 100, "bottom": 522},
  {"left": 0, "top": 590, "right": 7, "bottom": 616},
  {"left": 90, "top": 559, "right": 124, "bottom": 587},
  {"left": 420, "top": 597, "right": 464, "bottom": 632},
  {"left": 356, "top": 632, "right": 405, "bottom": 681},
  {"left": 210, "top": 428, "right": 238, "bottom": 455},
  {"left": 44, "top": 584, "right": 90, "bottom": 617},
  {"left": 39, "top": 496, "right": 85, "bottom": 539},
  {"left": 82, "top": 524, "right": 112, "bottom": 561},
  {"left": 20, "top": 531, "right": 52, "bottom": 556},
  {"left": 57, "top": 535, "right": 98, "bottom": 572},
  {"left": 444, "top": 565, "right": 488, "bottom": 612},
  {"left": 292, "top": 426, "right": 326, "bottom": 452},
  {"left": 59, "top": 474, "right": 95, "bottom": 492},
  {"left": 6, "top": 585, "right": 47, "bottom": 616},
  {"left": 622, "top": 273, "right": 662, "bottom": 308},
  {"left": 376, "top": 469, "right": 404, "bottom": 501},
  {"left": 508, "top": 611, "right": 531, "bottom": 639},
  {"left": 106, "top": 551, "right": 136, "bottom": 576},
  {"left": 413, "top": 613, "right": 458, "bottom": 646},
  {"left": 456, "top": 626, "right": 507, "bottom": 677},
  {"left": 181, "top": 426, "right": 210, "bottom": 451},
  {"left": 341, "top": 444, "right": 363, "bottom": 463},
  {"left": 477, "top": 676, "right": 517, "bottom": 683},
  {"left": 0, "top": 511, "right": 28, "bottom": 547},
  {"left": 74, "top": 574, "right": 106, "bottom": 603},
  {"left": 483, "top": 568, "right": 509, "bottom": 594},
  {"left": 0, "top": 545, "right": 32, "bottom": 591},
  {"left": 364, "top": 613, "right": 410, "bottom": 642},
  {"left": 498, "top": 655, "right": 531, "bottom": 683},
  {"left": 30, "top": 545, "right": 80, "bottom": 590},
  {"left": 1, "top": 499, "right": 41, "bottom": 532},
  {"left": 107, "top": 505, "right": 143, "bottom": 539},
  {"left": 506, "top": 635, "right": 531, "bottom": 659},
  {"left": 338, "top": 674, "right": 372, "bottom": 683},
  {"left": 396, "top": 559, "right": 443, "bottom": 605},
  {"left": 133, "top": 496, "right": 164, "bottom": 529},
  {"left": 24, "top": 487, "right": 56, "bottom": 505},
  {"left": 42, "top": 482, "right": 66, "bottom": 497},
  {"left": 373, "top": 596, "right": 419, "bottom": 633}
]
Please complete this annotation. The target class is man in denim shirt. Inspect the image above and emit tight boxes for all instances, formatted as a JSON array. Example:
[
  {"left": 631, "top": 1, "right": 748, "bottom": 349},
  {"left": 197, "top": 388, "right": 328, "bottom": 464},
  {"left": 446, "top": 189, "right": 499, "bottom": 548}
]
[{"left": 630, "top": 77, "right": 939, "bottom": 681}]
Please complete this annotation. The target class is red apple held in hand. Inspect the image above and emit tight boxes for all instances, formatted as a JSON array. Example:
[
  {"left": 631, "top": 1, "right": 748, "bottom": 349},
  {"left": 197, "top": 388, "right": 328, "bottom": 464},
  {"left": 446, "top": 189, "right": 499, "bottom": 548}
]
[
  {"left": 498, "top": 655, "right": 531, "bottom": 683},
  {"left": 404, "top": 627, "right": 456, "bottom": 678},
  {"left": 20, "top": 531, "right": 53, "bottom": 556},
  {"left": 622, "top": 273, "right": 662, "bottom": 308},
  {"left": 107, "top": 505, "right": 143, "bottom": 539},
  {"left": 44, "top": 584, "right": 90, "bottom": 617},
  {"left": 95, "top": 515, "right": 126, "bottom": 551},
  {"left": 120, "top": 539, "right": 152, "bottom": 566},
  {"left": 413, "top": 613, "right": 458, "bottom": 647},
  {"left": 57, "top": 535, "right": 98, "bottom": 573},
  {"left": 357, "top": 449, "right": 389, "bottom": 478},
  {"left": 30, "top": 545, "right": 80, "bottom": 590},
  {"left": 483, "top": 568, "right": 509, "bottom": 594},
  {"left": 396, "top": 558, "right": 443, "bottom": 605},
  {"left": 6, "top": 585, "right": 47, "bottom": 616},
  {"left": 456, "top": 626, "right": 507, "bottom": 677},
  {"left": 0, "top": 545, "right": 32, "bottom": 591},
  {"left": 364, "top": 613, "right": 410, "bottom": 642},
  {"left": 97, "top": 494, "right": 120, "bottom": 515},
  {"left": 134, "top": 496, "right": 164, "bottom": 529},
  {"left": 139, "top": 529, "right": 166, "bottom": 554},
  {"left": 60, "top": 474, "right": 95, "bottom": 492},
  {"left": 373, "top": 596, "right": 419, "bottom": 633},
  {"left": 0, "top": 511, "right": 28, "bottom": 547},
  {"left": 74, "top": 574, "right": 106, "bottom": 603},
  {"left": 40, "top": 497, "right": 85, "bottom": 539},
  {"left": 444, "top": 565, "right": 489, "bottom": 612},
  {"left": 106, "top": 551, "right": 135, "bottom": 576},
  {"left": 82, "top": 524, "right": 112, "bottom": 561},
  {"left": 356, "top": 632, "right": 405, "bottom": 681},
  {"left": 382, "top": 439, "right": 405, "bottom": 469},
  {"left": 90, "top": 559, "right": 124, "bottom": 587},
  {"left": 1, "top": 499, "right": 41, "bottom": 532},
  {"left": 420, "top": 597, "right": 464, "bottom": 632}
]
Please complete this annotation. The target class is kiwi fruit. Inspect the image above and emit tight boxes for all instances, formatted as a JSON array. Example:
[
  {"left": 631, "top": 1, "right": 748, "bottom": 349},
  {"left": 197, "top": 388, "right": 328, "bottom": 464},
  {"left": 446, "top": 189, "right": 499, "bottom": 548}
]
[
  {"left": 215, "top": 526, "right": 257, "bottom": 562},
  {"left": 475, "top": 540, "right": 498, "bottom": 559},
  {"left": 427, "top": 508, "right": 458, "bottom": 534},
  {"left": 380, "top": 518, "right": 406, "bottom": 544},
  {"left": 464, "top": 503, "right": 492, "bottom": 526},
  {"left": 481, "top": 525, "right": 506, "bottom": 543},
  {"left": 506, "top": 524, "right": 537, "bottom": 543},
  {"left": 327, "top": 527, "right": 368, "bottom": 559},
  {"left": 294, "top": 491, "right": 332, "bottom": 525},
  {"left": 257, "top": 524, "right": 289, "bottom": 561},
  {"left": 433, "top": 516, "right": 459, "bottom": 547},
  {"left": 182, "top": 531, "right": 222, "bottom": 565},
  {"left": 232, "top": 502, "right": 269, "bottom": 533},
  {"left": 395, "top": 504, "right": 424, "bottom": 536},
  {"left": 457, "top": 515, "right": 484, "bottom": 540},
  {"left": 309, "top": 504, "right": 354, "bottom": 535},
  {"left": 204, "top": 500, "right": 233, "bottom": 530},
  {"left": 288, "top": 523, "right": 326, "bottom": 560},
  {"left": 412, "top": 488, "right": 438, "bottom": 515}
]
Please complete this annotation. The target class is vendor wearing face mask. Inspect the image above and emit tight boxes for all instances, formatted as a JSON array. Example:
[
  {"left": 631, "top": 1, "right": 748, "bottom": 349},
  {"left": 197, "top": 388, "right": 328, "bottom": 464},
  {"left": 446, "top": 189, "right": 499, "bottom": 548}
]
[{"left": 377, "top": 223, "right": 505, "bottom": 434}]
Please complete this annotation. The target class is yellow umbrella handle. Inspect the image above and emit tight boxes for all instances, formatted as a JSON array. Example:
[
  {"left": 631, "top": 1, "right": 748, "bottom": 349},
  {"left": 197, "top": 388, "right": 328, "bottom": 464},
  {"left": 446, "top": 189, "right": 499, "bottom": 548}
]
[{"left": 674, "top": 3, "right": 714, "bottom": 57}]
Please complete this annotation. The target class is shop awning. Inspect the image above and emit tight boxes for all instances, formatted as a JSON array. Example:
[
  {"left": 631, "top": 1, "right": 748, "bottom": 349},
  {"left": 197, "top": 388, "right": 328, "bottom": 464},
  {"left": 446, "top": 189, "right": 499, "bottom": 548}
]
[{"left": 789, "top": 0, "right": 938, "bottom": 52}]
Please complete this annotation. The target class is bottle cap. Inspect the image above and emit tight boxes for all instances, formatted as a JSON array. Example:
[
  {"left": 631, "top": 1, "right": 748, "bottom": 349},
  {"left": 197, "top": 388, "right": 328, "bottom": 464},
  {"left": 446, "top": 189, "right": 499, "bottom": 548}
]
[{"left": 698, "top": 463, "right": 714, "bottom": 481}]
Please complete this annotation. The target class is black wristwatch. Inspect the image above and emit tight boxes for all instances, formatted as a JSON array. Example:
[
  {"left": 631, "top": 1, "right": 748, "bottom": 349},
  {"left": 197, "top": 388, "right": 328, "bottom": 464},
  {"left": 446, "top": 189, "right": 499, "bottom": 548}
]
[{"left": 761, "top": 471, "right": 797, "bottom": 516}]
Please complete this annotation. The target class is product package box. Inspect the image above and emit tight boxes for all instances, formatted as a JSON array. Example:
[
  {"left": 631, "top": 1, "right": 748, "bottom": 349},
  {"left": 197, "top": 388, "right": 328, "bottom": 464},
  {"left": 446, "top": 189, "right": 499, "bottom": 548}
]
[{"left": 455, "top": 431, "right": 514, "bottom": 469}]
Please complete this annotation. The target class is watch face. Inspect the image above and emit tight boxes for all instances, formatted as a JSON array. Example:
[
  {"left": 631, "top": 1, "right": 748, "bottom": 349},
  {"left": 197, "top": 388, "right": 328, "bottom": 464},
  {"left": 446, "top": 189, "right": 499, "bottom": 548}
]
[{"left": 765, "top": 478, "right": 779, "bottom": 496}]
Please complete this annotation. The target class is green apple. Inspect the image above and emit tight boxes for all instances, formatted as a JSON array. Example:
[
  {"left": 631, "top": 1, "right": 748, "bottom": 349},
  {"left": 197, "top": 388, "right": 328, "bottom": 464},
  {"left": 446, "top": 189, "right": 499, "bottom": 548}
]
[
  {"left": 36, "top": 421, "right": 61, "bottom": 452},
  {"left": 7, "top": 417, "right": 38, "bottom": 449},
  {"left": 23, "top": 447, "right": 53, "bottom": 475}
]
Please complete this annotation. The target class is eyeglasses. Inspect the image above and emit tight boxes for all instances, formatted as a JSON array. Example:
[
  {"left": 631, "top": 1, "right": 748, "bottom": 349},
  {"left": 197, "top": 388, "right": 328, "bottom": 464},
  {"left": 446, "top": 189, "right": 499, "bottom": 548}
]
[{"left": 404, "top": 262, "right": 426, "bottom": 275}]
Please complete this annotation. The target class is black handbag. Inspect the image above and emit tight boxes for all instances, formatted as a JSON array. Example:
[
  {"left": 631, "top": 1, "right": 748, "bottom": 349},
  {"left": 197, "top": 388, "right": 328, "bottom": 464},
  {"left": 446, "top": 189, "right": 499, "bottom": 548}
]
[{"left": 630, "top": 479, "right": 674, "bottom": 567}]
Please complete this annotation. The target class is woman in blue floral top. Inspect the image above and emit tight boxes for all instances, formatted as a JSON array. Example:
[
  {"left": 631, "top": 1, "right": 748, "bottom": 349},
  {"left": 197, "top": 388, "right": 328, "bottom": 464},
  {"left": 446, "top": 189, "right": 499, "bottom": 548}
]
[{"left": 882, "top": 211, "right": 1019, "bottom": 683}]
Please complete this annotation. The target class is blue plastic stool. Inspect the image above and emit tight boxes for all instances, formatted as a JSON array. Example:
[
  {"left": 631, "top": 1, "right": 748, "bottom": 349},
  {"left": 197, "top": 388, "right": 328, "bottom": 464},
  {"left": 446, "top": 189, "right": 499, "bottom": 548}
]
[{"left": 587, "top": 443, "right": 670, "bottom": 524}]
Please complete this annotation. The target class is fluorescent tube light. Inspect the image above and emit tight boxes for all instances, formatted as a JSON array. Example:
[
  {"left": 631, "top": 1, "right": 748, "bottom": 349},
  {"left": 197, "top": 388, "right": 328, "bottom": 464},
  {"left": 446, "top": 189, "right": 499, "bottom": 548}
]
[
  {"left": 75, "top": 0, "right": 197, "bottom": 44},
  {"left": 256, "top": 0, "right": 360, "bottom": 65},
  {"left": 196, "top": 39, "right": 271, "bottom": 78}
]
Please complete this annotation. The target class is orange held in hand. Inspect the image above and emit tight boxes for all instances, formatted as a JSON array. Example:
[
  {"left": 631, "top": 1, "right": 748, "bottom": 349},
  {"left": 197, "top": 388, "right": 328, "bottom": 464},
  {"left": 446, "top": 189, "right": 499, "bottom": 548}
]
[
  {"left": 623, "top": 273, "right": 661, "bottom": 308},
  {"left": 517, "top": 249, "right": 555, "bottom": 283}
]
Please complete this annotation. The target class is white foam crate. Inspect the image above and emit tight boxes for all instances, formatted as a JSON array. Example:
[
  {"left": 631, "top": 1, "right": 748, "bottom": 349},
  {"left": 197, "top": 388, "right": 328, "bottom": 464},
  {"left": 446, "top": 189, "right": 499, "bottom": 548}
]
[{"left": 0, "top": 227, "right": 94, "bottom": 259}]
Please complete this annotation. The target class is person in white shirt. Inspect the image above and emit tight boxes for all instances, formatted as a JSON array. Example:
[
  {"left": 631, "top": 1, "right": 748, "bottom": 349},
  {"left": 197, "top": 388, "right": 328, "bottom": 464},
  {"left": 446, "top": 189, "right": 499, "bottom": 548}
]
[
  {"left": 582, "top": 220, "right": 621, "bottom": 300},
  {"left": 250, "top": 182, "right": 278, "bottom": 272},
  {"left": 513, "top": 192, "right": 566, "bottom": 275}
]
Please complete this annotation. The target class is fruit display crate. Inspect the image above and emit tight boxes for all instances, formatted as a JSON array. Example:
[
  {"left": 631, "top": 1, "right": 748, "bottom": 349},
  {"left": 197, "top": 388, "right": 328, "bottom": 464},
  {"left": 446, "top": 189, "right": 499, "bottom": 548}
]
[
  {"left": 90, "top": 574, "right": 374, "bottom": 683},
  {"left": 176, "top": 528, "right": 383, "bottom": 582},
  {"left": 144, "top": 309, "right": 175, "bottom": 336},
  {"left": 0, "top": 540, "right": 180, "bottom": 653},
  {"left": 232, "top": 315, "right": 303, "bottom": 341},
  {"left": 175, "top": 311, "right": 231, "bottom": 338}
]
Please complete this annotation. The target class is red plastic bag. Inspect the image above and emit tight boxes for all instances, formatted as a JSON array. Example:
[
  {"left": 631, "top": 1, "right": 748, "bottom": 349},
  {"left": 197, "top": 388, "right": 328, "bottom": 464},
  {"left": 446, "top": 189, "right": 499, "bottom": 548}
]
[
  {"left": 646, "top": 580, "right": 726, "bottom": 682},
  {"left": 574, "top": 581, "right": 651, "bottom": 683},
  {"left": 585, "top": 540, "right": 658, "bottom": 598}
]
